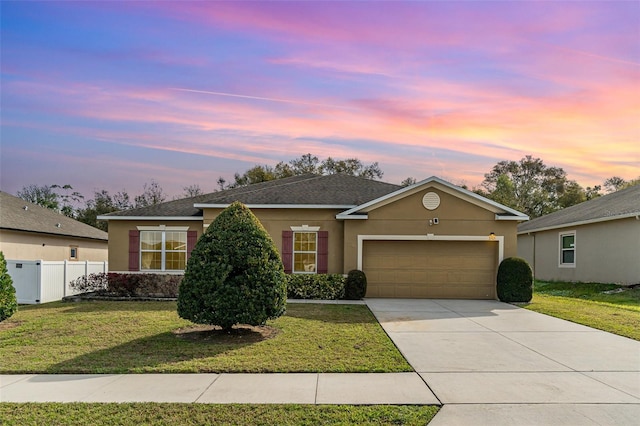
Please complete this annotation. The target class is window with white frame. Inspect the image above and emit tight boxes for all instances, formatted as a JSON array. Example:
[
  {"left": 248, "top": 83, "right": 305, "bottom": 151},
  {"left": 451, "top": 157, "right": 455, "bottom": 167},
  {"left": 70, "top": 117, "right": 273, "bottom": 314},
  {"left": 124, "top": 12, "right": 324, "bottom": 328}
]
[
  {"left": 559, "top": 231, "right": 576, "bottom": 267},
  {"left": 139, "top": 228, "right": 187, "bottom": 271},
  {"left": 293, "top": 230, "right": 318, "bottom": 273},
  {"left": 69, "top": 246, "right": 78, "bottom": 260}
]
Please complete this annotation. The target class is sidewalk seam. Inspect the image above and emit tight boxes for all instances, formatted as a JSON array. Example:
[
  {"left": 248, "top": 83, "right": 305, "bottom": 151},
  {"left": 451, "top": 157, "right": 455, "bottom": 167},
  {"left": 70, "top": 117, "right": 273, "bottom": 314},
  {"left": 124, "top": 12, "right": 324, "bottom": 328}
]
[{"left": 194, "top": 374, "right": 221, "bottom": 403}]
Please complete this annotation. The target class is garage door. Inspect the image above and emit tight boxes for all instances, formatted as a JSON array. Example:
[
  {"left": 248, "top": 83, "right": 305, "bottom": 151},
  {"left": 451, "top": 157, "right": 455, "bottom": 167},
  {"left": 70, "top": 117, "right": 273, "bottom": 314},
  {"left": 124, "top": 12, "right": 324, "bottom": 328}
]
[{"left": 363, "top": 240, "right": 497, "bottom": 299}]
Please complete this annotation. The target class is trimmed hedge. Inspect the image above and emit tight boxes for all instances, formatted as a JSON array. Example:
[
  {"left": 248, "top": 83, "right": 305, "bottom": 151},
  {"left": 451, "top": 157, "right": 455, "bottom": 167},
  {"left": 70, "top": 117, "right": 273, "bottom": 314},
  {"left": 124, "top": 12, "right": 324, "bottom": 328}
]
[
  {"left": 286, "top": 274, "right": 346, "bottom": 300},
  {"left": 496, "top": 257, "right": 533, "bottom": 302},
  {"left": 0, "top": 251, "right": 18, "bottom": 322},
  {"left": 70, "top": 273, "right": 182, "bottom": 298},
  {"left": 177, "top": 202, "right": 287, "bottom": 330},
  {"left": 344, "top": 269, "right": 368, "bottom": 300}
]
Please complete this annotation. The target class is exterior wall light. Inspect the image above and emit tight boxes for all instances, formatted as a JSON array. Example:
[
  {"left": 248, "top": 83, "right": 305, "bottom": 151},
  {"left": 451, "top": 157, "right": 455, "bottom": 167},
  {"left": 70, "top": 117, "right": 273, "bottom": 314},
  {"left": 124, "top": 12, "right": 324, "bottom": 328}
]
[{"left": 489, "top": 232, "right": 496, "bottom": 241}]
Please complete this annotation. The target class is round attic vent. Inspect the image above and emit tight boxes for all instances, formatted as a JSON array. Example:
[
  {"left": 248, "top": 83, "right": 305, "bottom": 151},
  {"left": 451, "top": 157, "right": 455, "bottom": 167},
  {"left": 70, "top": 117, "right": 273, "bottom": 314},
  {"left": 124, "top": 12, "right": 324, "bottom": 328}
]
[{"left": 422, "top": 192, "right": 440, "bottom": 210}]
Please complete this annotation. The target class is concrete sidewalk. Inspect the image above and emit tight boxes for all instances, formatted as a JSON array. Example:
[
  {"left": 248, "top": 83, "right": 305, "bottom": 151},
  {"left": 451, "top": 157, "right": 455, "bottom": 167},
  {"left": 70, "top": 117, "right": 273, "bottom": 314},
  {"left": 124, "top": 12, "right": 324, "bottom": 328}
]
[
  {"left": 0, "top": 372, "right": 439, "bottom": 405},
  {"left": 367, "top": 299, "right": 640, "bottom": 425}
]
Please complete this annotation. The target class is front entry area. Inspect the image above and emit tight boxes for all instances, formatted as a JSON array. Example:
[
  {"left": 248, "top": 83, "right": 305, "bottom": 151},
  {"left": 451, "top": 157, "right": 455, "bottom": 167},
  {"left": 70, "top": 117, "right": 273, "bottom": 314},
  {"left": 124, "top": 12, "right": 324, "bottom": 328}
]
[{"left": 363, "top": 240, "right": 497, "bottom": 299}]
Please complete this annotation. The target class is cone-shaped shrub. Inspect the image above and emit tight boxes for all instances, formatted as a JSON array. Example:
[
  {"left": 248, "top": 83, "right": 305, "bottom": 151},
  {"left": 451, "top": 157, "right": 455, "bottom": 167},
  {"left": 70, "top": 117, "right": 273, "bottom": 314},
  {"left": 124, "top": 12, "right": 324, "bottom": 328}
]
[
  {"left": 0, "top": 251, "right": 18, "bottom": 322},
  {"left": 177, "top": 202, "right": 286, "bottom": 330},
  {"left": 496, "top": 257, "right": 533, "bottom": 303}
]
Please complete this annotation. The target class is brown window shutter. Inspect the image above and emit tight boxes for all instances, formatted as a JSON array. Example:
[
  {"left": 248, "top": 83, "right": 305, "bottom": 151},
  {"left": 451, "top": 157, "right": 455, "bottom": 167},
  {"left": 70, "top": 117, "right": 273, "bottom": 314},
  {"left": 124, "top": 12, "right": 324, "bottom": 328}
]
[
  {"left": 186, "top": 231, "right": 198, "bottom": 260},
  {"left": 128, "top": 230, "right": 140, "bottom": 271},
  {"left": 282, "top": 230, "right": 293, "bottom": 274},
  {"left": 317, "top": 231, "right": 328, "bottom": 274}
]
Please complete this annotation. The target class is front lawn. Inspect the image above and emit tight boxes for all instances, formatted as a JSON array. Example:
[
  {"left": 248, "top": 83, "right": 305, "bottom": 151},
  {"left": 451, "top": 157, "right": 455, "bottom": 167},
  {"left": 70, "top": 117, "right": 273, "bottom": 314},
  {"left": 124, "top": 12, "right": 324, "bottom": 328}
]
[
  {"left": 0, "top": 301, "right": 411, "bottom": 373},
  {"left": 523, "top": 281, "right": 640, "bottom": 340},
  {"left": 0, "top": 403, "right": 439, "bottom": 426}
]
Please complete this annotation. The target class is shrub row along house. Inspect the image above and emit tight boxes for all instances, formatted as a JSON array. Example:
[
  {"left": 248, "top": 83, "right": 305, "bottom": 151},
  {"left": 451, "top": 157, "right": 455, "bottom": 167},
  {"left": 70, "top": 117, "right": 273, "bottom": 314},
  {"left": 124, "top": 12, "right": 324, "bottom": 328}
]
[{"left": 99, "top": 174, "right": 529, "bottom": 299}]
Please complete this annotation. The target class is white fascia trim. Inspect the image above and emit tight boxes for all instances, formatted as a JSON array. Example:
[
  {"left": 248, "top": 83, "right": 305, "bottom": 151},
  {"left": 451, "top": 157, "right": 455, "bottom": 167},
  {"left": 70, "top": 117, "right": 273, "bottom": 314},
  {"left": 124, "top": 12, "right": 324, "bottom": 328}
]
[
  {"left": 137, "top": 225, "right": 190, "bottom": 231},
  {"left": 357, "top": 234, "right": 504, "bottom": 270},
  {"left": 97, "top": 216, "right": 202, "bottom": 221},
  {"left": 194, "top": 203, "right": 354, "bottom": 209},
  {"left": 339, "top": 176, "right": 528, "bottom": 219},
  {"left": 290, "top": 225, "right": 321, "bottom": 232},
  {"left": 517, "top": 212, "right": 639, "bottom": 235},
  {"left": 496, "top": 214, "right": 530, "bottom": 221},
  {"left": 336, "top": 213, "right": 368, "bottom": 220}
]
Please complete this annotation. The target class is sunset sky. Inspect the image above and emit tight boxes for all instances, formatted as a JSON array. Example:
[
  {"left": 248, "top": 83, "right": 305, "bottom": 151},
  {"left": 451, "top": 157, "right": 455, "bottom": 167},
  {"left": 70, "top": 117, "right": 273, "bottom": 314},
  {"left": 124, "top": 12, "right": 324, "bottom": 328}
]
[{"left": 1, "top": 1, "right": 638, "bottom": 199}]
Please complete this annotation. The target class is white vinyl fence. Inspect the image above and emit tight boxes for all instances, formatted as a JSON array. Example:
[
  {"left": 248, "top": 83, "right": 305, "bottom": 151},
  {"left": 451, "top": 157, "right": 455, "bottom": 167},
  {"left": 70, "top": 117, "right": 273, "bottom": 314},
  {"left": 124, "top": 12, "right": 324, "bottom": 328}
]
[{"left": 7, "top": 260, "right": 108, "bottom": 304}]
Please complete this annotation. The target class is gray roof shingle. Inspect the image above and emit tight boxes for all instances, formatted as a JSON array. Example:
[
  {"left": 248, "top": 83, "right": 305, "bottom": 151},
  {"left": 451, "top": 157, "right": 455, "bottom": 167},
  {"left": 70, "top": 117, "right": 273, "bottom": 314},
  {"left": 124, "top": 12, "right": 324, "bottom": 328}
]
[
  {"left": 518, "top": 184, "right": 640, "bottom": 233},
  {"left": 1, "top": 191, "right": 108, "bottom": 240},
  {"left": 103, "top": 174, "right": 402, "bottom": 218}
]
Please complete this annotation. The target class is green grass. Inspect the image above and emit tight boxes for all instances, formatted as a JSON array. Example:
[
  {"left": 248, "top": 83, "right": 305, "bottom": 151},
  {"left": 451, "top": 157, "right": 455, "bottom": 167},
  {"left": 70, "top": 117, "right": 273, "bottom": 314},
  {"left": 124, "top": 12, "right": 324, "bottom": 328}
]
[
  {"left": 0, "top": 301, "right": 411, "bottom": 373},
  {"left": 0, "top": 403, "right": 439, "bottom": 425},
  {"left": 522, "top": 281, "right": 640, "bottom": 340}
]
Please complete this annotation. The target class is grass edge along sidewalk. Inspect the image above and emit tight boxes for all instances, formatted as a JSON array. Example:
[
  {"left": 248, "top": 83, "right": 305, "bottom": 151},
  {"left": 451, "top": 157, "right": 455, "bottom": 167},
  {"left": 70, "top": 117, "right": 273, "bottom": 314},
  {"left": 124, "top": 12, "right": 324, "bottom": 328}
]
[
  {"left": 0, "top": 301, "right": 412, "bottom": 374},
  {"left": 0, "top": 403, "right": 440, "bottom": 426}
]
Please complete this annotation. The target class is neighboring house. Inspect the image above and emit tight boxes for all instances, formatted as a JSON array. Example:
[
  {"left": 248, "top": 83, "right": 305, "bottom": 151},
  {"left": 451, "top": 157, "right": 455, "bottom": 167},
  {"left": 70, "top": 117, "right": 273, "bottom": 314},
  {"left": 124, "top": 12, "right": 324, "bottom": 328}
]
[
  {"left": 518, "top": 185, "right": 640, "bottom": 285},
  {"left": 0, "top": 191, "right": 108, "bottom": 261},
  {"left": 99, "top": 174, "right": 528, "bottom": 299}
]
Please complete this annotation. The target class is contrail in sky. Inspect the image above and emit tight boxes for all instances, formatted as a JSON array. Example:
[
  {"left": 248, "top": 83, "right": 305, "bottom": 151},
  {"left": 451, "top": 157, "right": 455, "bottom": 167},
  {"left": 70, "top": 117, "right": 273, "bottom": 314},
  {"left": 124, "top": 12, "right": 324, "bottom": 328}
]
[{"left": 170, "top": 88, "right": 355, "bottom": 110}]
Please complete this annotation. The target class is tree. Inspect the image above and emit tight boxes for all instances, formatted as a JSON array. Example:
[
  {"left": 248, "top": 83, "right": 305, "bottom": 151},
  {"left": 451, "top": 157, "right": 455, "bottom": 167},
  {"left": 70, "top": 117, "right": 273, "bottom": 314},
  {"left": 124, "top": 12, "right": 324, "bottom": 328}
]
[
  {"left": 16, "top": 184, "right": 83, "bottom": 218},
  {"left": 17, "top": 184, "right": 60, "bottom": 210},
  {"left": 51, "top": 184, "right": 84, "bottom": 218},
  {"left": 481, "top": 156, "right": 580, "bottom": 218},
  {"left": 230, "top": 153, "right": 384, "bottom": 188},
  {"left": 0, "top": 251, "right": 18, "bottom": 322},
  {"left": 604, "top": 176, "right": 640, "bottom": 193},
  {"left": 177, "top": 202, "right": 287, "bottom": 331},
  {"left": 320, "top": 157, "right": 383, "bottom": 179},
  {"left": 181, "top": 184, "right": 203, "bottom": 198},
  {"left": 401, "top": 177, "right": 417, "bottom": 187},
  {"left": 76, "top": 189, "right": 131, "bottom": 231},
  {"left": 134, "top": 180, "right": 166, "bottom": 208}
]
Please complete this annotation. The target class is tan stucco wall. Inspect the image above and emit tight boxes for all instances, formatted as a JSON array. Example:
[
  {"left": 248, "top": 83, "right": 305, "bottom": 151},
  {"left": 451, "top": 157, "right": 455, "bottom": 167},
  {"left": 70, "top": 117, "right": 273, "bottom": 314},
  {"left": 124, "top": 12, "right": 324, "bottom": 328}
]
[
  {"left": 343, "top": 186, "right": 519, "bottom": 272},
  {"left": 0, "top": 229, "right": 108, "bottom": 261},
  {"left": 517, "top": 218, "right": 640, "bottom": 285},
  {"left": 205, "top": 208, "right": 345, "bottom": 274},
  {"left": 107, "top": 220, "right": 203, "bottom": 272}
]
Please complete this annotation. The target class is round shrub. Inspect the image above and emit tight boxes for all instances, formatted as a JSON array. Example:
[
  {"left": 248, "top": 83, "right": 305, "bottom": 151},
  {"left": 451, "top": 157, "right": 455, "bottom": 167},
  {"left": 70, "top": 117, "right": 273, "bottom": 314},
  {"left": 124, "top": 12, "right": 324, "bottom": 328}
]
[
  {"left": 496, "top": 257, "right": 533, "bottom": 303},
  {"left": 177, "top": 202, "right": 287, "bottom": 330},
  {"left": 0, "top": 251, "right": 18, "bottom": 322},
  {"left": 344, "top": 269, "right": 367, "bottom": 300}
]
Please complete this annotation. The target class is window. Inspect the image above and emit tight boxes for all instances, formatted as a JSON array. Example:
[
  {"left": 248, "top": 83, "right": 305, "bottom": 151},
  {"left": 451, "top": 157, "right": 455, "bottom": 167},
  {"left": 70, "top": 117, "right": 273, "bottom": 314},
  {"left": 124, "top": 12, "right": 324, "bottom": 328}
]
[
  {"left": 282, "top": 228, "right": 328, "bottom": 274},
  {"left": 293, "top": 232, "right": 317, "bottom": 273},
  {"left": 559, "top": 232, "right": 576, "bottom": 267},
  {"left": 140, "top": 230, "right": 187, "bottom": 271},
  {"left": 69, "top": 247, "right": 78, "bottom": 260}
]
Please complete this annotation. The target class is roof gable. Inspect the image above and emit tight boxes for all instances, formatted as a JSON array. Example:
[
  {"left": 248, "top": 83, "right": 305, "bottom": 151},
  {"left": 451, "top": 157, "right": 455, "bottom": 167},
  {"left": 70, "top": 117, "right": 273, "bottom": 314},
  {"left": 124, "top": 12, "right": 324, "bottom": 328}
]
[
  {"left": 0, "top": 191, "right": 108, "bottom": 240},
  {"left": 337, "top": 176, "right": 529, "bottom": 220},
  {"left": 518, "top": 184, "right": 640, "bottom": 233}
]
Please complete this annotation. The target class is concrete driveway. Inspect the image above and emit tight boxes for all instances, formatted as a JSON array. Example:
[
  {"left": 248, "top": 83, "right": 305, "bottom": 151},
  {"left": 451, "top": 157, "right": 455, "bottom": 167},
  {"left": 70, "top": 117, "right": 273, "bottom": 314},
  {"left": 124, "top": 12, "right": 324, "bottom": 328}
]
[{"left": 366, "top": 299, "right": 640, "bottom": 425}]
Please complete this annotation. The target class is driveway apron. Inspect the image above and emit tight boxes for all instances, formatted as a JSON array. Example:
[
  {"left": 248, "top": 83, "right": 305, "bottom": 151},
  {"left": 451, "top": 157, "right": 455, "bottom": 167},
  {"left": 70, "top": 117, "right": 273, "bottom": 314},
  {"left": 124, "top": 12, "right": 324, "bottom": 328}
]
[{"left": 366, "top": 298, "right": 640, "bottom": 426}]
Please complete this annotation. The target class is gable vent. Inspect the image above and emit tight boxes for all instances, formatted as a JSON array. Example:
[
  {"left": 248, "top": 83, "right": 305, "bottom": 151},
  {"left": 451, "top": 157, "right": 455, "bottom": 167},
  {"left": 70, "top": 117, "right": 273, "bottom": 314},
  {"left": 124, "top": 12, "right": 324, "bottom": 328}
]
[{"left": 422, "top": 192, "right": 441, "bottom": 210}]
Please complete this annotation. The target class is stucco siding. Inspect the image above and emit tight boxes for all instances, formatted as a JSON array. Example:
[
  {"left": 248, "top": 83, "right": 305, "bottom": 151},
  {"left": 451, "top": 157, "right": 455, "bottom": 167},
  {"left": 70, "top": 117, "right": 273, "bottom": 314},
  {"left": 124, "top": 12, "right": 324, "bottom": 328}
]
[
  {"left": 0, "top": 229, "right": 107, "bottom": 262},
  {"left": 518, "top": 218, "right": 640, "bottom": 285},
  {"left": 343, "top": 187, "right": 519, "bottom": 272},
  {"left": 107, "top": 220, "right": 203, "bottom": 272},
  {"left": 206, "top": 208, "right": 345, "bottom": 274}
]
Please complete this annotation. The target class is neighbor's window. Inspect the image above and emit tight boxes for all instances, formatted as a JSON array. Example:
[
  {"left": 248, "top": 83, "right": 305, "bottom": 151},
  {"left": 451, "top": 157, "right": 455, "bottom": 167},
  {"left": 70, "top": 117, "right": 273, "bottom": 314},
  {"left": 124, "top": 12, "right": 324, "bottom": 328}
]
[
  {"left": 559, "top": 232, "right": 576, "bottom": 267},
  {"left": 140, "top": 230, "right": 187, "bottom": 271},
  {"left": 70, "top": 247, "right": 78, "bottom": 260},
  {"left": 293, "top": 232, "right": 317, "bottom": 273}
]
